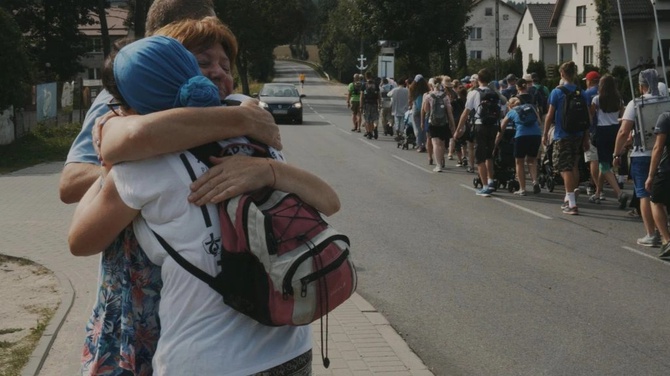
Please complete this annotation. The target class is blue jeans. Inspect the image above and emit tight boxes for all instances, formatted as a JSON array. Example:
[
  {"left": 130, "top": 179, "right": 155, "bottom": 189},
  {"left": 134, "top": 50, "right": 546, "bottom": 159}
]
[
  {"left": 412, "top": 111, "right": 426, "bottom": 147},
  {"left": 630, "top": 156, "right": 651, "bottom": 198},
  {"left": 394, "top": 115, "right": 405, "bottom": 132}
]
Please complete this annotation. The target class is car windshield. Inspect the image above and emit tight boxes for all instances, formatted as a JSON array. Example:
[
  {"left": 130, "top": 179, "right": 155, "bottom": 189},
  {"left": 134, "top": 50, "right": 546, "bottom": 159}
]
[{"left": 261, "top": 86, "right": 298, "bottom": 97}]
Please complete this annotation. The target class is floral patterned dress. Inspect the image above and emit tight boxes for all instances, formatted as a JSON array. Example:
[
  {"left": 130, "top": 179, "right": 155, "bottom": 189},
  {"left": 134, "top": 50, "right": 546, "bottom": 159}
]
[{"left": 81, "top": 226, "right": 162, "bottom": 376}]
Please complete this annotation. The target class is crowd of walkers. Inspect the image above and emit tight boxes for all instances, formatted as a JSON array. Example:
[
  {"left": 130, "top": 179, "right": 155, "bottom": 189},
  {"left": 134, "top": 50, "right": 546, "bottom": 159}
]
[{"left": 345, "top": 61, "right": 670, "bottom": 261}]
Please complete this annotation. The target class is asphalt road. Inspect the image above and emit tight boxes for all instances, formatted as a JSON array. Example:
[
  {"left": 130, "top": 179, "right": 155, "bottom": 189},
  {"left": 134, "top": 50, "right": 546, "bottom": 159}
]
[{"left": 270, "top": 61, "right": 670, "bottom": 375}]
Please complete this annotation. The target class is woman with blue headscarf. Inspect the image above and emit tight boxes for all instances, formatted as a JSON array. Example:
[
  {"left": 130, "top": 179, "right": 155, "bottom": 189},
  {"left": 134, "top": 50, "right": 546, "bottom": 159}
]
[{"left": 68, "top": 35, "right": 338, "bottom": 375}]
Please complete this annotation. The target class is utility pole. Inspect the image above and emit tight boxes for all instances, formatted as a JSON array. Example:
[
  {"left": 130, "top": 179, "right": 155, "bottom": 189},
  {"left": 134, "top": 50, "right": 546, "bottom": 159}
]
[
  {"left": 356, "top": 38, "right": 368, "bottom": 75},
  {"left": 495, "top": 0, "right": 500, "bottom": 81}
]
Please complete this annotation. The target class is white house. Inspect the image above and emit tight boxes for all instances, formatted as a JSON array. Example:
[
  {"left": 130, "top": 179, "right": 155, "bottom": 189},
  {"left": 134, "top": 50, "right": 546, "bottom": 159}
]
[
  {"left": 465, "top": 0, "right": 522, "bottom": 62},
  {"left": 508, "top": 3, "right": 557, "bottom": 73},
  {"left": 78, "top": 7, "right": 130, "bottom": 82},
  {"left": 549, "top": 0, "right": 670, "bottom": 73}
]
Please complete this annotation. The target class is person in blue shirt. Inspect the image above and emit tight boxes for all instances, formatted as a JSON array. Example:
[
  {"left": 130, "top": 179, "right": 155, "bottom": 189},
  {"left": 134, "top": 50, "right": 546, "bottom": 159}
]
[
  {"left": 496, "top": 97, "right": 542, "bottom": 195},
  {"left": 582, "top": 70, "right": 600, "bottom": 198},
  {"left": 542, "top": 61, "right": 591, "bottom": 215}
]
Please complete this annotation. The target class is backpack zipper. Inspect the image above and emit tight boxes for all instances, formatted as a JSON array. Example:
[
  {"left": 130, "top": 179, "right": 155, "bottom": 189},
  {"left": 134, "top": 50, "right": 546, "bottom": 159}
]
[{"left": 299, "top": 249, "right": 350, "bottom": 297}]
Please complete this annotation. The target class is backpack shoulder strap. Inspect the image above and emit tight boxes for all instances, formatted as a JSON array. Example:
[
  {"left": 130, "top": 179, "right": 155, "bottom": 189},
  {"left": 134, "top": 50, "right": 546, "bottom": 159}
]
[{"left": 152, "top": 230, "right": 218, "bottom": 287}]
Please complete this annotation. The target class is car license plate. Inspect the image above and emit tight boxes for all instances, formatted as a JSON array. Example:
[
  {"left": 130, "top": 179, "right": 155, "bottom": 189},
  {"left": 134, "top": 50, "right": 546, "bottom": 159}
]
[{"left": 273, "top": 110, "right": 288, "bottom": 115}]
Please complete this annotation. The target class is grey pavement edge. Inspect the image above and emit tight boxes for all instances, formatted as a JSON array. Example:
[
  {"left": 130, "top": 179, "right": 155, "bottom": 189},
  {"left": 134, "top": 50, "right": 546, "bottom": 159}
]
[{"left": 2, "top": 162, "right": 433, "bottom": 376}]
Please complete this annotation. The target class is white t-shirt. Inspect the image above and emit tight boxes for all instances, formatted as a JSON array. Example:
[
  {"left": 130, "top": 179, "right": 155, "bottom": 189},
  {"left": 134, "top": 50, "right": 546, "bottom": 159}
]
[
  {"left": 111, "top": 142, "right": 310, "bottom": 376},
  {"left": 591, "top": 95, "right": 620, "bottom": 126},
  {"left": 622, "top": 93, "right": 663, "bottom": 157},
  {"left": 388, "top": 86, "right": 409, "bottom": 116},
  {"left": 465, "top": 86, "right": 486, "bottom": 124}
]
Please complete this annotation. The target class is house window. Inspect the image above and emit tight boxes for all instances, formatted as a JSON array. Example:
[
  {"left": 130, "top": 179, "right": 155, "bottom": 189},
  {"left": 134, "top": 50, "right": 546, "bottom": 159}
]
[
  {"left": 529, "top": 53, "right": 534, "bottom": 62},
  {"left": 503, "top": 14, "right": 509, "bottom": 21},
  {"left": 87, "top": 68, "right": 101, "bottom": 79},
  {"left": 576, "top": 6, "right": 586, "bottom": 25},
  {"left": 88, "top": 38, "right": 102, "bottom": 53},
  {"left": 584, "top": 46, "right": 594, "bottom": 66},
  {"left": 469, "top": 50, "right": 482, "bottom": 60},
  {"left": 529, "top": 24, "right": 533, "bottom": 40},
  {"left": 469, "top": 27, "right": 482, "bottom": 40},
  {"left": 485, "top": 7, "right": 493, "bottom": 16}
]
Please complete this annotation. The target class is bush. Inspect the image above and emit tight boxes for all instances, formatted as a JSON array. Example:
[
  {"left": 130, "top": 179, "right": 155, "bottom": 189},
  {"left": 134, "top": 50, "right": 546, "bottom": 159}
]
[
  {"left": 526, "top": 60, "right": 547, "bottom": 81},
  {"left": 0, "top": 123, "right": 81, "bottom": 173}
]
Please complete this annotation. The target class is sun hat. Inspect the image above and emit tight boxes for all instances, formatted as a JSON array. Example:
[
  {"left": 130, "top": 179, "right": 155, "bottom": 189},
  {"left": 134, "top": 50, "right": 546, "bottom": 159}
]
[
  {"left": 414, "top": 74, "right": 424, "bottom": 82},
  {"left": 470, "top": 74, "right": 479, "bottom": 82},
  {"left": 523, "top": 73, "right": 532, "bottom": 81},
  {"left": 113, "top": 36, "right": 220, "bottom": 115}
]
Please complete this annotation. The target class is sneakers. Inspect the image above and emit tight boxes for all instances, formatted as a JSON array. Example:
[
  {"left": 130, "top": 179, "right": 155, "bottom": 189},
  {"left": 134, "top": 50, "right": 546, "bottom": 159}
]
[
  {"left": 448, "top": 154, "right": 454, "bottom": 160},
  {"left": 432, "top": 165, "right": 443, "bottom": 173},
  {"left": 476, "top": 187, "right": 493, "bottom": 197},
  {"left": 466, "top": 166, "right": 475, "bottom": 173},
  {"left": 533, "top": 183, "right": 541, "bottom": 194},
  {"left": 599, "top": 192, "right": 607, "bottom": 201},
  {"left": 456, "top": 161, "right": 463, "bottom": 167},
  {"left": 513, "top": 189, "right": 526, "bottom": 196},
  {"left": 659, "top": 242, "right": 670, "bottom": 260},
  {"left": 586, "top": 184, "right": 595, "bottom": 196},
  {"left": 617, "top": 192, "right": 629, "bottom": 210},
  {"left": 637, "top": 234, "right": 662, "bottom": 247},
  {"left": 562, "top": 205, "right": 579, "bottom": 215},
  {"left": 588, "top": 194, "right": 600, "bottom": 204}
]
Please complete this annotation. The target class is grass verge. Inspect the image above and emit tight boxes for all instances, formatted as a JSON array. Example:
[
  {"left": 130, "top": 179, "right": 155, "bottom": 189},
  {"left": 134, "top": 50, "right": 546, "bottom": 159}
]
[
  {"left": 0, "top": 255, "right": 58, "bottom": 376},
  {"left": 0, "top": 124, "right": 81, "bottom": 175}
]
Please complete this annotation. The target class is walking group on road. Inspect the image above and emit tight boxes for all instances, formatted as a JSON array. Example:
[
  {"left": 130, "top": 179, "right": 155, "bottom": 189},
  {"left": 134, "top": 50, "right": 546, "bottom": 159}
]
[{"left": 346, "top": 61, "right": 670, "bottom": 261}]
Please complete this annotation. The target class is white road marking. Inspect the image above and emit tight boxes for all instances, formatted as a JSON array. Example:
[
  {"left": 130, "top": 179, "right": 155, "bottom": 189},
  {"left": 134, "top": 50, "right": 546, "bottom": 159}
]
[
  {"left": 391, "top": 154, "right": 432, "bottom": 173},
  {"left": 359, "top": 138, "right": 381, "bottom": 149},
  {"left": 459, "top": 184, "right": 553, "bottom": 220},
  {"left": 621, "top": 246, "right": 669, "bottom": 265}
]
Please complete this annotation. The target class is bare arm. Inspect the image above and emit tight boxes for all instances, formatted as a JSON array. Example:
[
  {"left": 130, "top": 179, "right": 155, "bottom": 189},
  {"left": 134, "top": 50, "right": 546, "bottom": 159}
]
[
  {"left": 68, "top": 174, "right": 139, "bottom": 256},
  {"left": 455, "top": 108, "right": 471, "bottom": 137},
  {"left": 188, "top": 155, "right": 340, "bottom": 216},
  {"left": 542, "top": 105, "right": 556, "bottom": 146},
  {"left": 99, "top": 103, "right": 282, "bottom": 164},
  {"left": 59, "top": 163, "right": 101, "bottom": 204},
  {"left": 646, "top": 133, "right": 666, "bottom": 192},
  {"left": 447, "top": 101, "right": 456, "bottom": 135}
]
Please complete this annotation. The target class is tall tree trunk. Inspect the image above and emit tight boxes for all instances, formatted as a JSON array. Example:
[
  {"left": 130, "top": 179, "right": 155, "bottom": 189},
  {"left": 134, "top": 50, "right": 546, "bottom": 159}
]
[
  {"left": 98, "top": 0, "right": 111, "bottom": 58},
  {"left": 133, "top": 0, "right": 148, "bottom": 38},
  {"left": 237, "top": 54, "right": 250, "bottom": 95}
]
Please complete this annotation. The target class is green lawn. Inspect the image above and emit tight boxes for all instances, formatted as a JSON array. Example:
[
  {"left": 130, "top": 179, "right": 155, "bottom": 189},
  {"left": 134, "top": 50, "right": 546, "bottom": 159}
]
[{"left": 0, "top": 124, "right": 81, "bottom": 174}]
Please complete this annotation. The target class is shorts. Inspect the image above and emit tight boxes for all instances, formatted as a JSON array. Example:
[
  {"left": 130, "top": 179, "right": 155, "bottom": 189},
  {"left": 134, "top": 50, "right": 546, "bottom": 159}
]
[
  {"left": 595, "top": 124, "right": 619, "bottom": 164},
  {"left": 251, "top": 350, "right": 312, "bottom": 376},
  {"left": 514, "top": 135, "right": 541, "bottom": 159},
  {"left": 651, "top": 172, "right": 670, "bottom": 207},
  {"left": 429, "top": 125, "right": 452, "bottom": 142},
  {"left": 584, "top": 143, "right": 598, "bottom": 162},
  {"left": 552, "top": 136, "right": 582, "bottom": 172},
  {"left": 350, "top": 101, "right": 360, "bottom": 114},
  {"left": 474, "top": 124, "right": 498, "bottom": 164},
  {"left": 363, "top": 103, "right": 379, "bottom": 123},
  {"left": 630, "top": 156, "right": 652, "bottom": 198}
]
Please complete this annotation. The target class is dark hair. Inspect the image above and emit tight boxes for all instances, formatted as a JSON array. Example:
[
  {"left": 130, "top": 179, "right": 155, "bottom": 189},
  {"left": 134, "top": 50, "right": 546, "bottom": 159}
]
[
  {"left": 409, "top": 78, "right": 429, "bottom": 102},
  {"left": 101, "top": 38, "right": 135, "bottom": 108},
  {"left": 477, "top": 68, "right": 491, "bottom": 84},
  {"left": 597, "top": 74, "right": 621, "bottom": 113},
  {"left": 516, "top": 78, "right": 527, "bottom": 89},
  {"left": 145, "top": 0, "right": 215, "bottom": 35},
  {"left": 559, "top": 61, "right": 578, "bottom": 83}
]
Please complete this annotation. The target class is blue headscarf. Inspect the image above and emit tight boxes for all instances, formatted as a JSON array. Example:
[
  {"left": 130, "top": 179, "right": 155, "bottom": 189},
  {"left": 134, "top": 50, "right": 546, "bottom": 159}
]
[{"left": 113, "top": 35, "right": 220, "bottom": 115}]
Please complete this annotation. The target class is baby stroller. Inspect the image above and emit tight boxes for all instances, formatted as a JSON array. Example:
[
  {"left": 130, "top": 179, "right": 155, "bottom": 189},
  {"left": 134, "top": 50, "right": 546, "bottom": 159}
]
[
  {"left": 538, "top": 139, "right": 590, "bottom": 192},
  {"left": 396, "top": 109, "right": 417, "bottom": 150},
  {"left": 473, "top": 124, "right": 518, "bottom": 191}
]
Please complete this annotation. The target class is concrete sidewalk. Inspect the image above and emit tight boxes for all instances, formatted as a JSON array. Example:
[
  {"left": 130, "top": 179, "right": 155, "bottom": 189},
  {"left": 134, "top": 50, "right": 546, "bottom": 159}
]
[{"left": 0, "top": 162, "right": 433, "bottom": 376}]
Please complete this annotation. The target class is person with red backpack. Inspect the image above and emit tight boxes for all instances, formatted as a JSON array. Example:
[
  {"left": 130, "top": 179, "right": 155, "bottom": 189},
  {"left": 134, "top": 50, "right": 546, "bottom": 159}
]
[
  {"left": 455, "top": 69, "right": 502, "bottom": 197},
  {"left": 543, "top": 61, "right": 591, "bottom": 215}
]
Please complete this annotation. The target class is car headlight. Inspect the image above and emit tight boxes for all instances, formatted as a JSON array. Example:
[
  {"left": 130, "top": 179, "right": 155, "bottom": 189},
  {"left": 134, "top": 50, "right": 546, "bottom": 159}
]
[
  {"left": 259, "top": 101, "right": 269, "bottom": 109},
  {"left": 292, "top": 102, "right": 302, "bottom": 109}
]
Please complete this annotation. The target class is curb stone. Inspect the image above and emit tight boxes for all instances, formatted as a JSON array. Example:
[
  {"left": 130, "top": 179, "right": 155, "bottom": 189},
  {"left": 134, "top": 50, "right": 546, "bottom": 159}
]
[{"left": 21, "top": 270, "right": 76, "bottom": 376}]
